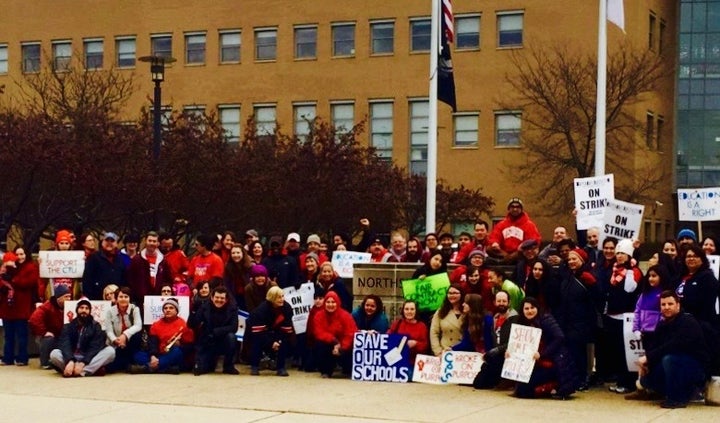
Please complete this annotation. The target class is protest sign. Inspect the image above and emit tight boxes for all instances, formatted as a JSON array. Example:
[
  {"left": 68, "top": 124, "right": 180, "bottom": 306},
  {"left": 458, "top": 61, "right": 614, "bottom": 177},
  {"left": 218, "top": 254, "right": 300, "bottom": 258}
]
[
  {"left": 332, "top": 251, "right": 372, "bottom": 278},
  {"left": 678, "top": 188, "right": 720, "bottom": 222},
  {"left": 574, "top": 174, "right": 615, "bottom": 230},
  {"left": 412, "top": 354, "right": 443, "bottom": 384},
  {"left": 282, "top": 282, "right": 315, "bottom": 334},
  {"left": 501, "top": 323, "right": 542, "bottom": 383},
  {"left": 143, "top": 296, "right": 190, "bottom": 324},
  {"left": 623, "top": 313, "right": 644, "bottom": 372},
  {"left": 599, "top": 199, "right": 644, "bottom": 247},
  {"left": 440, "top": 351, "right": 484, "bottom": 384},
  {"left": 63, "top": 300, "right": 112, "bottom": 325},
  {"left": 352, "top": 332, "right": 411, "bottom": 382},
  {"left": 709, "top": 255, "right": 720, "bottom": 280},
  {"left": 401, "top": 273, "right": 450, "bottom": 312},
  {"left": 38, "top": 250, "right": 85, "bottom": 278},
  {"left": 236, "top": 309, "right": 250, "bottom": 342}
]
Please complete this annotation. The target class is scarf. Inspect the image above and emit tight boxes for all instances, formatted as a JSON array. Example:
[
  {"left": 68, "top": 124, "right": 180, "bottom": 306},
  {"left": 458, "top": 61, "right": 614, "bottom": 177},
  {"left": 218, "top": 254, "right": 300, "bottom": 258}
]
[{"left": 611, "top": 258, "right": 637, "bottom": 286}]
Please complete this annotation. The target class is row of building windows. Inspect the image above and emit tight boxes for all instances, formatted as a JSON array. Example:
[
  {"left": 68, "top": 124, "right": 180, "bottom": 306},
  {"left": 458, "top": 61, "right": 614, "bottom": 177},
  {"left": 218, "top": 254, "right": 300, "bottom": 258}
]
[{"left": 0, "top": 12, "right": 525, "bottom": 74}]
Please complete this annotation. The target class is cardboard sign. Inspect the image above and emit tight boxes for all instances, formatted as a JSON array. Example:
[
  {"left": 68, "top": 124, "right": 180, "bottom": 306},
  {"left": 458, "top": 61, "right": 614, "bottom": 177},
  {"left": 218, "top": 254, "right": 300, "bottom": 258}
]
[
  {"left": 599, "top": 199, "right": 644, "bottom": 247},
  {"left": 412, "top": 354, "right": 443, "bottom": 384},
  {"left": 236, "top": 309, "right": 250, "bottom": 342},
  {"left": 574, "top": 174, "right": 615, "bottom": 230},
  {"left": 401, "top": 273, "right": 451, "bottom": 312},
  {"left": 282, "top": 282, "right": 315, "bottom": 334},
  {"left": 351, "top": 332, "right": 411, "bottom": 383},
  {"left": 623, "top": 313, "right": 645, "bottom": 372},
  {"left": 709, "top": 255, "right": 720, "bottom": 280},
  {"left": 332, "top": 251, "right": 372, "bottom": 278},
  {"left": 440, "top": 351, "right": 484, "bottom": 384},
  {"left": 501, "top": 323, "right": 542, "bottom": 383},
  {"left": 38, "top": 250, "right": 85, "bottom": 278},
  {"left": 142, "top": 296, "right": 190, "bottom": 324},
  {"left": 63, "top": 300, "right": 112, "bottom": 325},
  {"left": 678, "top": 188, "right": 720, "bottom": 222}
]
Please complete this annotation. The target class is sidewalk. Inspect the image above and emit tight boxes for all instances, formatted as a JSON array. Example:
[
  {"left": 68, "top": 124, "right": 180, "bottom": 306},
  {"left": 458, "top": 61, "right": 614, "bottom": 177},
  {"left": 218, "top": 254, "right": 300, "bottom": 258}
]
[{"left": 0, "top": 361, "right": 715, "bottom": 422}]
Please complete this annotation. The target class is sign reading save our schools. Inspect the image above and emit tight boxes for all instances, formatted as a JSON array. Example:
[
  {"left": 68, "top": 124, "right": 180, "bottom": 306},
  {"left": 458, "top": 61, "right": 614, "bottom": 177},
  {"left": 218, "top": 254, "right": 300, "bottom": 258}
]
[
  {"left": 282, "top": 282, "right": 314, "bottom": 334},
  {"left": 38, "top": 250, "right": 86, "bottom": 278},
  {"left": 143, "top": 296, "right": 190, "bottom": 324},
  {"left": 501, "top": 323, "right": 542, "bottom": 383},
  {"left": 401, "top": 273, "right": 451, "bottom": 312},
  {"left": 574, "top": 174, "right": 615, "bottom": 230},
  {"left": 331, "top": 251, "right": 372, "bottom": 278},
  {"left": 678, "top": 187, "right": 720, "bottom": 222},
  {"left": 352, "top": 332, "right": 411, "bottom": 383},
  {"left": 411, "top": 352, "right": 484, "bottom": 385},
  {"left": 599, "top": 199, "right": 644, "bottom": 247}
]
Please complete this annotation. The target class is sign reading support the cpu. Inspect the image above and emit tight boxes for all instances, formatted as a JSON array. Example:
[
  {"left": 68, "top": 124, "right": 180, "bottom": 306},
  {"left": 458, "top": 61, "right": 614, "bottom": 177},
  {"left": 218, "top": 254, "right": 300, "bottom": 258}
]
[{"left": 678, "top": 188, "right": 720, "bottom": 222}]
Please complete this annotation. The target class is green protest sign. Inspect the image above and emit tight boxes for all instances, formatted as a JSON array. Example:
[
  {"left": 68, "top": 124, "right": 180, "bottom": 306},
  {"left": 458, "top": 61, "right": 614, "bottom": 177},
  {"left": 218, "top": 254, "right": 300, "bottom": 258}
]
[{"left": 401, "top": 273, "right": 451, "bottom": 312}]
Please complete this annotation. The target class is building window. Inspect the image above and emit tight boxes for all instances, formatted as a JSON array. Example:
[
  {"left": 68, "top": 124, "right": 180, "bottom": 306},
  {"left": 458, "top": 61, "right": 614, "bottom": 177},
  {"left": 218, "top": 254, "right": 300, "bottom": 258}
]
[
  {"left": 183, "top": 105, "right": 206, "bottom": 117},
  {"left": 219, "top": 105, "right": 241, "bottom": 143},
  {"left": 659, "top": 19, "right": 666, "bottom": 54},
  {"left": 370, "top": 101, "right": 393, "bottom": 161},
  {"left": 116, "top": 37, "right": 136, "bottom": 68},
  {"left": 84, "top": 39, "right": 103, "bottom": 70},
  {"left": 0, "top": 44, "right": 8, "bottom": 74},
  {"left": 151, "top": 34, "right": 172, "bottom": 58},
  {"left": 185, "top": 33, "right": 206, "bottom": 64},
  {"left": 497, "top": 12, "right": 523, "bottom": 47},
  {"left": 454, "top": 113, "right": 479, "bottom": 147},
  {"left": 255, "top": 28, "right": 277, "bottom": 61},
  {"left": 657, "top": 115, "right": 664, "bottom": 151},
  {"left": 294, "top": 103, "right": 317, "bottom": 138},
  {"left": 646, "top": 112, "right": 655, "bottom": 149},
  {"left": 294, "top": 26, "right": 317, "bottom": 59},
  {"left": 332, "top": 23, "right": 355, "bottom": 56},
  {"left": 331, "top": 102, "right": 355, "bottom": 136},
  {"left": 22, "top": 43, "right": 41, "bottom": 73},
  {"left": 649, "top": 13, "right": 656, "bottom": 51},
  {"left": 254, "top": 104, "right": 277, "bottom": 135},
  {"left": 495, "top": 112, "right": 521, "bottom": 147},
  {"left": 410, "top": 100, "right": 429, "bottom": 174},
  {"left": 371, "top": 21, "right": 394, "bottom": 54},
  {"left": 219, "top": 31, "right": 241, "bottom": 63},
  {"left": 52, "top": 41, "right": 72, "bottom": 71},
  {"left": 410, "top": 19, "right": 431, "bottom": 52},
  {"left": 456, "top": 16, "right": 480, "bottom": 49}
]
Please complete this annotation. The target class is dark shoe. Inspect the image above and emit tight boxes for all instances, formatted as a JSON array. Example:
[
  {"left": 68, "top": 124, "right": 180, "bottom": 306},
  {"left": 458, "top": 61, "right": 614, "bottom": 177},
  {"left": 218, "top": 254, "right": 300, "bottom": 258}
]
[
  {"left": 129, "top": 364, "right": 148, "bottom": 374},
  {"left": 660, "top": 400, "right": 687, "bottom": 409},
  {"left": 576, "top": 383, "right": 589, "bottom": 392},
  {"left": 94, "top": 367, "right": 106, "bottom": 377},
  {"left": 276, "top": 368, "right": 289, "bottom": 377},
  {"left": 250, "top": 366, "right": 260, "bottom": 376},
  {"left": 162, "top": 366, "right": 180, "bottom": 375},
  {"left": 551, "top": 393, "right": 572, "bottom": 401},
  {"left": 625, "top": 390, "right": 662, "bottom": 401},
  {"left": 690, "top": 390, "right": 705, "bottom": 404},
  {"left": 321, "top": 373, "right": 331, "bottom": 379},
  {"left": 193, "top": 365, "right": 204, "bottom": 376},
  {"left": 223, "top": 367, "right": 240, "bottom": 375}
]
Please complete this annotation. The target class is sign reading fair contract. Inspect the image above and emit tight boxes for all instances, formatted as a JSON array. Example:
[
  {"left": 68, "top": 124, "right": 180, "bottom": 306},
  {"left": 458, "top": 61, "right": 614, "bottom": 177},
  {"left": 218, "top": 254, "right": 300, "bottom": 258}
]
[
  {"left": 622, "top": 313, "right": 645, "bottom": 372},
  {"left": 402, "top": 273, "right": 451, "bottom": 312},
  {"left": 38, "top": 250, "right": 85, "bottom": 278},
  {"left": 331, "top": 251, "right": 372, "bottom": 278},
  {"left": 678, "top": 187, "right": 720, "bottom": 221},
  {"left": 599, "top": 199, "right": 644, "bottom": 247},
  {"left": 501, "top": 324, "right": 542, "bottom": 383},
  {"left": 143, "top": 296, "right": 190, "bottom": 324},
  {"left": 63, "top": 300, "right": 112, "bottom": 325},
  {"left": 574, "top": 174, "right": 614, "bottom": 230},
  {"left": 282, "top": 282, "right": 314, "bottom": 334},
  {"left": 352, "top": 332, "right": 411, "bottom": 382}
]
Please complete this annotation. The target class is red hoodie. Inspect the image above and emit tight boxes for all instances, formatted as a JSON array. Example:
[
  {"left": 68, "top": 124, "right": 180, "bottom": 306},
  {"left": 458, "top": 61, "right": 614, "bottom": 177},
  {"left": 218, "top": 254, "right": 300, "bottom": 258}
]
[
  {"left": 312, "top": 292, "right": 358, "bottom": 351},
  {"left": 488, "top": 212, "right": 541, "bottom": 254}
]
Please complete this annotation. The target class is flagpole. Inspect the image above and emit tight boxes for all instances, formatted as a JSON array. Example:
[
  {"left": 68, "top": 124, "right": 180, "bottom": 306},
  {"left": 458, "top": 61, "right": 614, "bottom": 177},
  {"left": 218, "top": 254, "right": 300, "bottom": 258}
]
[
  {"left": 595, "top": 0, "right": 607, "bottom": 176},
  {"left": 427, "top": 0, "right": 440, "bottom": 234}
]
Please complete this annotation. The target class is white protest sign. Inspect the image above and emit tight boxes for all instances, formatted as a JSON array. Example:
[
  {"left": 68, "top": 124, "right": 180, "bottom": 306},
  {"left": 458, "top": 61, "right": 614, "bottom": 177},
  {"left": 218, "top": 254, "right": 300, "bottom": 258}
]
[
  {"left": 599, "top": 199, "right": 644, "bottom": 247},
  {"left": 678, "top": 188, "right": 720, "bottom": 222},
  {"left": 501, "top": 323, "right": 542, "bottom": 383},
  {"left": 709, "top": 255, "right": 720, "bottom": 280},
  {"left": 63, "top": 301, "right": 112, "bottom": 325},
  {"left": 574, "top": 174, "right": 615, "bottom": 230},
  {"left": 331, "top": 251, "right": 372, "bottom": 279},
  {"left": 236, "top": 309, "right": 250, "bottom": 342},
  {"left": 143, "top": 296, "right": 190, "bottom": 324},
  {"left": 623, "top": 313, "right": 644, "bottom": 372},
  {"left": 440, "top": 351, "right": 484, "bottom": 384},
  {"left": 282, "top": 282, "right": 315, "bottom": 334},
  {"left": 38, "top": 250, "right": 86, "bottom": 278},
  {"left": 412, "top": 354, "right": 444, "bottom": 384}
]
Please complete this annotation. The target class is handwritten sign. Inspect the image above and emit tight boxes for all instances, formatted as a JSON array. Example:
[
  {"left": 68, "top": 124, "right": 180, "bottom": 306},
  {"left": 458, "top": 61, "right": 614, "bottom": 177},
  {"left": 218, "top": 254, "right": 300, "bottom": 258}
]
[
  {"left": 599, "top": 199, "right": 644, "bottom": 248},
  {"left": 412, "top": 354, "right": 443, "bottom": 384},
  {"left": 282, "top": 282, "right": 315, "bottom": 334},
  {"left": 236, "top": 309, "right": 250, "bottom": 342},
  {"left": 38, "top": 250, "right": 85, "bottom": 278},
  {"left": 574, "top": 174, "right": 615, "bottom": 230},
  {"left": 678, "top": 188, "right": 720, "bottom": 222},
  {"left": 402, "top": 273, "right": 451, "bottom": 312},
  {"left": 352, "top": 332, "right": 410, "bottom": 382},
  {"left": 63, "top": 301, "right": 112, "bottom": 325},
  {"left": 142, "top": 296, "right": 190, "bottom": 324},
  {"left": 501, "top": 323, "right": 542, "bottom": 383},
  {"left": 440, "top": 351, "right": 484, "bottom": 384},
  {"left": 332, "top": 251, "right": 372, "bottom": 278},
  {"left": 623, "top": 313, "right": 645, "bottom": 372}
]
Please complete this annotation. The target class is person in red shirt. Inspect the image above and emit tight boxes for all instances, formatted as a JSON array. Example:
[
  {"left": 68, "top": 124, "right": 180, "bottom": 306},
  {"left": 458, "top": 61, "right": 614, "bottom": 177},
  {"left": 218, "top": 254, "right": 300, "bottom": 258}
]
[
  {"left": 127, "top": 231, "right": 172, "bottom": 306},
  {"left": 312, "top": 291, "right": 358, "bottom": 378},
  {"left": 488, "top": 198, "right": 542, "bottom": 263},
  {"left": 158, "top": 233, "right": 189, "bottom": 282},
  {"left": 187, "top": 234, "right": 224, "bottom": 291},
  {"left": 30, "top": 284, "right": 73, "bottom": 369}
]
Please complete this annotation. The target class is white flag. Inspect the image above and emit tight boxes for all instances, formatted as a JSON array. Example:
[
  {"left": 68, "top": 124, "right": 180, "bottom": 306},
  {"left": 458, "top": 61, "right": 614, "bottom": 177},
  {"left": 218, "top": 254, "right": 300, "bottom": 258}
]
[{"left": 607, "top": 0, "right": 625, "bottom": 31}]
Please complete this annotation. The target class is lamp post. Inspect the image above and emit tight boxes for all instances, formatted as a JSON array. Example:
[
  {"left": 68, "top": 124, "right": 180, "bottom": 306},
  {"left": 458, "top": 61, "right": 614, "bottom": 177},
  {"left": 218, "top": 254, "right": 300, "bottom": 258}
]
[{"left": 139, "top": 55, "right": 175, "bottom": 161}]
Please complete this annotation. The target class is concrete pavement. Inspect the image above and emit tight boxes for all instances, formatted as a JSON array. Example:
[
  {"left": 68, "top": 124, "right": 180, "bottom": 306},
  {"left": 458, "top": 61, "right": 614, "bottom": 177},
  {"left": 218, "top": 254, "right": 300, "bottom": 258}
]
[{"left": 0, "top": 360, "right": 716, "bottom": 422}]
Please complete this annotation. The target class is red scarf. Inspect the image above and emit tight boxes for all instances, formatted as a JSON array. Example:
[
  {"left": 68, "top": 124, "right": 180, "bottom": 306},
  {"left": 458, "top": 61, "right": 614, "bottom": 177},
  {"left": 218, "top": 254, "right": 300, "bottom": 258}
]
[{"left": 611, "top": 259, "right": 637, "bottom": 286}]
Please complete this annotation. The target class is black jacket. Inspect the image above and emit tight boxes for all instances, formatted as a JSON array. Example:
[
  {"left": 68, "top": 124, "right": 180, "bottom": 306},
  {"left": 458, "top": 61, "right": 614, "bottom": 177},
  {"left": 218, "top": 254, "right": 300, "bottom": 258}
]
[
  {"left": 247, "top": 300, "right": 294, "bottom": 344},
  {"left": 190, "top": 300, "right": 238, "bottom": 344},
  {"left": 647, "top": 312, "right": 709, "bottom": 371},
  {"left": 57, "top": 318, "right": 106, "bottom": 364}
]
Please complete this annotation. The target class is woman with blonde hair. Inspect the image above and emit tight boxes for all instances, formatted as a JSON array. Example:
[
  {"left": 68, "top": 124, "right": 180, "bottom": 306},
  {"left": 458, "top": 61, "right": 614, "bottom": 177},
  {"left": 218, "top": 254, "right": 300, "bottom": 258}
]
[{"left": 247, "top": 286, "right": 294, "bottom": 376}]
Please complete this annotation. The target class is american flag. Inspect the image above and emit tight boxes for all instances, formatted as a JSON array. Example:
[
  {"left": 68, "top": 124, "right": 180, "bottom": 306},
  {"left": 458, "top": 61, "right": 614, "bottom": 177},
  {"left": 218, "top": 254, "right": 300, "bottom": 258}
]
[
  {"left": 438, "top": 0, "right": 456, "bottom": 111},
  {"left": 441, "top": 0, "right": 454, "bottom": 44}
]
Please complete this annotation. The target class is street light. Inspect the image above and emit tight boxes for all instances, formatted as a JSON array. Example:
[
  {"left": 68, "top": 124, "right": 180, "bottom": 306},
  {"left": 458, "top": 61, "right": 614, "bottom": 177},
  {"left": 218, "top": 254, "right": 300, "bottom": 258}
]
[{"left": 139, "top": 55, "right": 176, "bottom": 161}]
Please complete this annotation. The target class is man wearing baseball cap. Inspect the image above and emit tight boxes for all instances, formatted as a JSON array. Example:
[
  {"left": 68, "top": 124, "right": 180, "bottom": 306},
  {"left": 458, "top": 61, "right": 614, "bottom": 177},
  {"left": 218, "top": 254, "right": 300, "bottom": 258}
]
[{"left": 82, "top": 231, "right": 127, "bottom": 300}]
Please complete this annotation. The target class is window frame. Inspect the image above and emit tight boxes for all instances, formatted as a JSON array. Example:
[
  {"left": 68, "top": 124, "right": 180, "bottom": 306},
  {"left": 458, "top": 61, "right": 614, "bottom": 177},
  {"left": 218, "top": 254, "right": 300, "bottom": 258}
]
[
  {"left": 254, "top": 104, "right": 277, "bottom": 135},
  {"left": 455, "top": 15, "right": 481, "bottom": 50},
  {"left": 21, "top": 42, "right": 41, "bottom": 73},
  {"left": 370, "top": 20, "right": 395, "bottom": 55},
  {"left": 255, "top": 28, "right": 278, "bottom": 61},
  {"left": 331, "top": 101, "right": 355, "bottom": 136},
  {"left": 494, "top": 111, "right": 522, "bottom": 147},
  {"left": 410, "top": 18, "right": 431, "bottom": 52},
  {"left": 115, "top": 37, "right": 136, "bottom": 68},
  {"left": 0, "top": 44, "right": 8, "bottom": 74},
  {"left": 370, "top": 100, "right": 394, "bottom": 161},
  {"left": 453, "top": 113, "right": 479, "bottom": 147},
  {"left": 497, "top": 12, "right": 524, "bottom": 48},
  {"left": 219, "top": 30, "right": 241, "bottom": 63},
  {"left": 184, "top": 32, "right": 207, "bottom": 65},
  {"left": 409, "top": 99, "right": 430, "bottom": 175},
  {"left": 331, "top": 22, "right": 356, "bottom": 57},
  {"left": 150, "top": 34, "right": 173, "bottom": 59},
  {"left": 218, "top": 105, "right": 241, "bottom": 143},
  {"left": 52, "top": 40, "right": 72, "bottom": 71},
  {"left": 294, "top": 25, "right": 318, "bottom": 59},
  {"left": 83, "top": 38, "right": 104, "bottom": 70},
  {"left": 293, "top": 102, "right": 317, "bottom": 139}
]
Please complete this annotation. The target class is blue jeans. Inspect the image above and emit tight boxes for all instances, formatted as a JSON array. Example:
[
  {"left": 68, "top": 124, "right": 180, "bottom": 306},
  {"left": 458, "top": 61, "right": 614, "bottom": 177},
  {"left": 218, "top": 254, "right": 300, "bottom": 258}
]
[
  {"left": 641, "top": 354, "right": 706, "bottom": 403},
  {"left": 133, "top": 347, "right": 184, "bottom": 372},
  {"left": 3, "top": 319, "right": 29, "bottom": 364}
]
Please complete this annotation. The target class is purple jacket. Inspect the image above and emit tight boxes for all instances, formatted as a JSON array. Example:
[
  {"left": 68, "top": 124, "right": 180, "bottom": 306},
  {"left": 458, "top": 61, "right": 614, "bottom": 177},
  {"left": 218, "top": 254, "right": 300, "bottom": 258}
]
[{"left": 633, "top": 286, "right": 662, "bottom": 332}]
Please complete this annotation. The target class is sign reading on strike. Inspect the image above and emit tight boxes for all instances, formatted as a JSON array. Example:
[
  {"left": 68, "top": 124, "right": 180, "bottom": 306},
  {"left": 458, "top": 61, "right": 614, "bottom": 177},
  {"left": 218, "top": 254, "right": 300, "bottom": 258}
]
[
  {"left": 678, "top": 188, "right": 720, "bottom": 222},
  {"left": 574, "top": 174, "right": 615, "bottom": 230},
  {"left": 38, "top": 250, "right": 86, "bottom": 279},
  {"left": 599, "top": 199, "right": 644, "bottom": 248},
  {"left": 623, "top": 313, "right": 645, "bottom": 372},
  {"left": 282, "top": 282, "right": 314, "bottom": 334},
  {"left": 351, "top": 332, "right": 411, "bottom": 383}
]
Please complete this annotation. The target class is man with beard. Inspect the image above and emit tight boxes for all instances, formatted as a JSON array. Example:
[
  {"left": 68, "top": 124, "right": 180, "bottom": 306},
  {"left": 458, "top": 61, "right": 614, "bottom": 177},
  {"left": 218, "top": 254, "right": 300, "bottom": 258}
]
[
  {"left": 29, "top": 284, "right": 72, "bottom": 369},
  {"left": 191, "top": 286, "right": 240, "bottom": 375},
  {"left": 262, "top": 236, "right": 299, "bottom": 289},
  {"left": 158, "top": 233, "right": 189, "bottom": 281},
  {"left": 402, "top": 237, "right": 424, "bottom": 263},
  {"left": 473, "top": 290, "right": 519, "bottom": 389},
  {"left": 49, "top": 300, "right": 115, "bottom": 377},
  {"left": 488, "top": 198, "right": 542, "bottom": 263}
]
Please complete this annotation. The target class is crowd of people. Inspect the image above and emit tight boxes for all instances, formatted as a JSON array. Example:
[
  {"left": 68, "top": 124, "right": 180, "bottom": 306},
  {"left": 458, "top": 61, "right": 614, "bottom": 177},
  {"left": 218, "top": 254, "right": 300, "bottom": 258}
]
[{"left": 0, "top": 198, "right": 719, "bottom": 409}]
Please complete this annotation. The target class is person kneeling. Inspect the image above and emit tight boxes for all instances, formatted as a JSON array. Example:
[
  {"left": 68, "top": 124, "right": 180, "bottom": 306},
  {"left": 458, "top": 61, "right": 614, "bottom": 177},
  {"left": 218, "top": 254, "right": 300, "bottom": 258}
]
[
  {"left": 191, "top": 286, "right": 239, "bottom": 375},
  {"left": 131, "top": 298, "right": 193, "bottom": 374},
  {"left": 247, "top": 286, "right": 294, "bottom": 376}
]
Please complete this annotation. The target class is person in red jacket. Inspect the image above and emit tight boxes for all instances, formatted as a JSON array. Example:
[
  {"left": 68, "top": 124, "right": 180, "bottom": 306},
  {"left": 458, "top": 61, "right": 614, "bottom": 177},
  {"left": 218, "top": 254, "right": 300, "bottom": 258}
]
[
  {"left": 29, "top": 284, "right": 72, "bottom": 369},
  {"left": 312, "top": 291, "right": 358, "bottom": 378},
  {"left": 387, "top": 300, "right": 428, "bottom": 365},
  {"left": 127, "top": 231, "right": 173, "bottom": 306},
  {"left": 0, "top": 247, "right": 40, "bottom": 366},
  {"left": 488, "top": 198, "right": 542, "bottom": 263},
  {"left": 159, "top": 233, "right": 189, "bottom": 282}
]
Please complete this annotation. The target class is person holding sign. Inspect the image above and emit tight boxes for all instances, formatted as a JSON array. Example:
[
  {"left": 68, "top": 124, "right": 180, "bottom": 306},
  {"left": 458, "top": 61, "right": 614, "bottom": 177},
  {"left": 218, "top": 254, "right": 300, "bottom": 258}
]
[
  {"left": 387, "top": 300, "right": 428, "bottom": 366},
  {"left": 316, "top": 262, "right": 352, "bottom": 312},
  {"left": 247, "top": 286, "right": 294, "bottom": 376},
  {"left": 312, "top": 291, "right": 358, "bottom": 378},
  {"left": 430, "top": 284, "right": 465, "bottom": 355},
  {"left": 39, "top": 230, "right": 82, "bottom": 301},
  {"left": 352, "top": 295, "right": 389, "bottom": 333},
  {"left": 487, "top": 198, "right": 542, "bottom": 263}
]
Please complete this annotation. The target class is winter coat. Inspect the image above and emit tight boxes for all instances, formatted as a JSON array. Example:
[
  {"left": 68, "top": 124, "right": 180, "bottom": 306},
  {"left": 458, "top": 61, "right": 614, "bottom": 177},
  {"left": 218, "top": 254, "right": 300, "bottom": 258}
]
[
  {"left": 633, "top": 286, "right": 662, "bottom": 333},
  {"left": 57, "top": 318, "right": 107, "bottom": 364},
  {"left": 82, "top": 250, "right": 126, "bottom": 300},
  {"left": 352, "top": 308, "right": 389, "bottom": 332},
  {"left": 0, "top": 260, "right": 39, "bottom": 320},
  {"left": 676, "top": 267, "right": 720, "bottom": 329},
  {"left": 28, "top": 297, "right": 64, "bottom": 337},
  {"left": 126, "top": 249, "right": 172, "bottom": 304},
  {"left": 247, "top": 300, "right": 294, "bottom": 345},
  {"left": 312, "top": 292, "right": 357, "bottom": 351},
  {"left": 488, "top": 212, "right": 542, "bottom": 254}
]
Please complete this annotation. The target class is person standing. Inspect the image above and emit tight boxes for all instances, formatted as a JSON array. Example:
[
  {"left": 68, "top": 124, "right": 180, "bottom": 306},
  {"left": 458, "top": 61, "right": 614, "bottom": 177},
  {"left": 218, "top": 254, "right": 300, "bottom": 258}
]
[
  {"left": 127, "top": 231, "right": 172, "bottom": 306},
  {"left": 0, "top": 248, "right": 40, "bottom": 366},
  {"left": 82, "top": 232, "right": 126, "bottom": 300}
]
